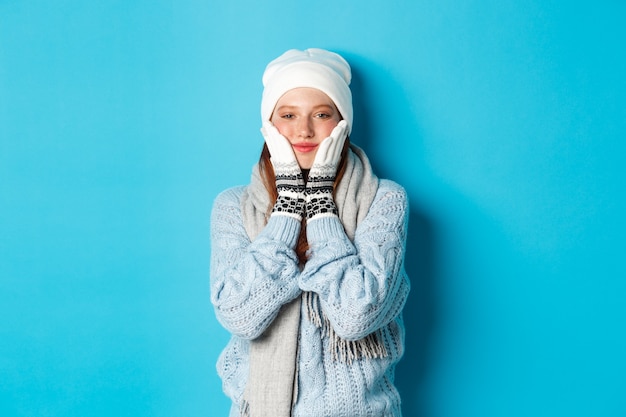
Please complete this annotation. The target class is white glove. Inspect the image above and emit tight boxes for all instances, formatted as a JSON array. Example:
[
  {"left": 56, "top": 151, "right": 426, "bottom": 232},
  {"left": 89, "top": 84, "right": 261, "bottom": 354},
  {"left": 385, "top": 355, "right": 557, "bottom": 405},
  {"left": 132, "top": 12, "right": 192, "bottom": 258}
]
[
  {"left": 305, "top": 120, "right": 348, "bottom": 221},
  {"left": 261, "top": 122, "right": 305, "bottom": 220}
]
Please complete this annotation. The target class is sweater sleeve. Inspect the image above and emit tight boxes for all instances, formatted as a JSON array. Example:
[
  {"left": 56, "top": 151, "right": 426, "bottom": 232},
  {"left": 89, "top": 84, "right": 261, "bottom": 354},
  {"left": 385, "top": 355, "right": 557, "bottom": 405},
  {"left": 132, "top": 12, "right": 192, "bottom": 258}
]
[
  {"left": 299, "top": 180, "right": 410, "bottom": 341},
  {"left": 210, "top": 187, "right": 303, "bottom": 340}
]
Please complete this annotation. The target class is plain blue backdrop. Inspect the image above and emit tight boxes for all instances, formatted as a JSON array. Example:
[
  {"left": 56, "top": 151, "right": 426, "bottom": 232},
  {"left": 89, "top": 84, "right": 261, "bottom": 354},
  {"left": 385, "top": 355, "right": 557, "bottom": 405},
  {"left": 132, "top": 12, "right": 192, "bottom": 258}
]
[{"left": 1, "top": 1, "right": 625, "bottom": 416}]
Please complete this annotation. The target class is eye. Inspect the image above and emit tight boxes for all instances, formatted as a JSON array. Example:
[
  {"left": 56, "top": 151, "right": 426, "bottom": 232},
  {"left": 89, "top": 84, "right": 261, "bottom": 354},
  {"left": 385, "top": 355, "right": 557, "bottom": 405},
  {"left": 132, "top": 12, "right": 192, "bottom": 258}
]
[
  {"left": 315, "top": 112, "right": 331, "bottom": 119},
  {"left": 281, "top": 113, "right": 294, "bottom": 119}
]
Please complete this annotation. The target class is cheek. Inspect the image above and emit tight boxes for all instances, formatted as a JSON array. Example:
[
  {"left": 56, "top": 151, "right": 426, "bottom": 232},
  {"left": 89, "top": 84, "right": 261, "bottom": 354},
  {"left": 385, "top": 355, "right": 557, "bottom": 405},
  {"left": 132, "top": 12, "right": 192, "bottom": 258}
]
[
  {"left": 271, "top": 119, "right": 292, "bottom": 138},
  {"left": 318, "top": 121, "right": 338, "bottom": 138}
]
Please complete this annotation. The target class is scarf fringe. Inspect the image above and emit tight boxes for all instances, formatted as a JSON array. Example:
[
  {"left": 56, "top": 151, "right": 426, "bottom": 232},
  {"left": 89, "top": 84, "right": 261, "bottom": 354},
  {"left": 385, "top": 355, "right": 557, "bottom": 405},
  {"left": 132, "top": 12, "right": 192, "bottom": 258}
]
[
  {"left": 240, "top": 399, "right": 250, "bottom": 417},
  {"left": 303, "top": 292, "right": 387, "bottom": 365}
]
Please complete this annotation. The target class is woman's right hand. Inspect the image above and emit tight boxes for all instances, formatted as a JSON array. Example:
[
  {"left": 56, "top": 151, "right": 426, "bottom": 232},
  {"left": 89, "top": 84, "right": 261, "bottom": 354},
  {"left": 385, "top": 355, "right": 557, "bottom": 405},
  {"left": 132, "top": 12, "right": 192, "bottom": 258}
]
[
  {"left": 261, "top": 122, "right": 306, "bottom": 220},
  {"left": 261, "top": 121, "right": 299, "bottom": 167}
]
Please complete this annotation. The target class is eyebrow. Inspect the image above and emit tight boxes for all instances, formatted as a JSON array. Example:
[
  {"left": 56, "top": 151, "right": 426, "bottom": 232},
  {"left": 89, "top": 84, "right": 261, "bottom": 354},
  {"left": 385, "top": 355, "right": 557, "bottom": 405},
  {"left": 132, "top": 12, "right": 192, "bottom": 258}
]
[{"left": 275, "top": 104, "right": 335, "bottom": 112}]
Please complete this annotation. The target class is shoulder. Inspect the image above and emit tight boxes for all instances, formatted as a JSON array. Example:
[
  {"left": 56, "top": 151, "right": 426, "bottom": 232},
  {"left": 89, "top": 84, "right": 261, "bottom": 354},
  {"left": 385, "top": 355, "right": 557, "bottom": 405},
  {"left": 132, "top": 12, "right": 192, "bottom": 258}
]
[
  {"left": 358, "top": 179, "right": 409, "bottom": 231},
  {"left": 210, "top": 186, "right": 250, "bottom": 236},
  {"left": 353, "top": 179, "right": 409, "bottom": 249},
  {"left": 373, "top": 179, "right": 409, "bottom": 210},
  {"left": 212, "top": 186, "right": 246, "bottom": 208},
  {"left": 211, "top": 186, "right": 248, "bottom": 223},
  {"left": 377, "top": 179, "right": 407, "bottom": 195}
]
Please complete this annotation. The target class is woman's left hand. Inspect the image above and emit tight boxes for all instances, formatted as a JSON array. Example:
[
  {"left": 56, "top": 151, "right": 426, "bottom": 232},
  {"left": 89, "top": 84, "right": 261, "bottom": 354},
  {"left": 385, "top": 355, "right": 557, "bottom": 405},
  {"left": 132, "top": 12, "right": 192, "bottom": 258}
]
[
  {"left": 311, "top": 120, "right": 348, "bottom": 171},
  {"left": 305, "top": 120, "right": 348, "bottom": 221}
]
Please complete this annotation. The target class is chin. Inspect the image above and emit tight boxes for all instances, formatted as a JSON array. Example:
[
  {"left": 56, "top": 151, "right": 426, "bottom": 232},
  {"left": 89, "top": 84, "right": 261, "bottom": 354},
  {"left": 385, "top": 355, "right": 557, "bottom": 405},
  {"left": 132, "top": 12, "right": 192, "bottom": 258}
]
[{"left": 297, "top": 160, "right": 314, "bottom": 170}]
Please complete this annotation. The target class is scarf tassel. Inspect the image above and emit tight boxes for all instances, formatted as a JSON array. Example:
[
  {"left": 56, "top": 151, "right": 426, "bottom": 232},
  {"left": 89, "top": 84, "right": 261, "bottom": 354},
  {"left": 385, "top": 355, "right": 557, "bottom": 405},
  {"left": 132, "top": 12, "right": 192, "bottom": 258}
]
[
  {"left": 240, "top": 399, "right": 250, "bottom": 417},
  {"left": 303, "top": 292, "right": 387, "bottom": 365}
]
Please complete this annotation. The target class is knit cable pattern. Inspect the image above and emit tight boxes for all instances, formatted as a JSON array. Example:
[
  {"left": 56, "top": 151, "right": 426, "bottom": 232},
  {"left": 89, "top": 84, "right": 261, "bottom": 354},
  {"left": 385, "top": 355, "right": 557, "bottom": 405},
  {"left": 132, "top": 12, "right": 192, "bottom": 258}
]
[{"left": 210, "top": 179, "right": 410, "bottom": 417}]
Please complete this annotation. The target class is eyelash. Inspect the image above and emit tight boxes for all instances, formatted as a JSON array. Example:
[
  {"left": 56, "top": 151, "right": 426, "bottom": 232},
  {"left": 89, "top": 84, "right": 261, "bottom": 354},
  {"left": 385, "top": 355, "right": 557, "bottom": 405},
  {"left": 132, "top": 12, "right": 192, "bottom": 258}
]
[{"left": 280, "top": 113, "right": 331, "bottom": 120}]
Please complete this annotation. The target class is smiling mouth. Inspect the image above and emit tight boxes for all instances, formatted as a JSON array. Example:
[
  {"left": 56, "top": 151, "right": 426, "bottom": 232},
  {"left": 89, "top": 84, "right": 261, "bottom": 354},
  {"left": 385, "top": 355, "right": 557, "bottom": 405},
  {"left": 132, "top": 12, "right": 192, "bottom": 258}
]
[{"left": 292, "top": 144, "right": 317, "bottom": 153}]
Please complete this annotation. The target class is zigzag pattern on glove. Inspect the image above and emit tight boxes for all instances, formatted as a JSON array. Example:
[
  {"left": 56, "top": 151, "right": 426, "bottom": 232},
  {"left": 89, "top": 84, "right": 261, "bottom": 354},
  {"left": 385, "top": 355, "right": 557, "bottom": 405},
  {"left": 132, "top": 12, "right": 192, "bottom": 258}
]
[
  {"left": 305, "top": 163, "right": 338, "bottom": 220},
  {"left": 273, "top": 161, "right": 306, "bottom": 219}
]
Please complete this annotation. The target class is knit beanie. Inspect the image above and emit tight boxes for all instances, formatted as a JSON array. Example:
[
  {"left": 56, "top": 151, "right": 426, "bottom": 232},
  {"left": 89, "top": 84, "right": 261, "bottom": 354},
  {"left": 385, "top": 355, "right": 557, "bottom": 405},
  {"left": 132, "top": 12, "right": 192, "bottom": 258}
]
[{"left": 261, "top": 48, "right": 353, "bottom": 134}]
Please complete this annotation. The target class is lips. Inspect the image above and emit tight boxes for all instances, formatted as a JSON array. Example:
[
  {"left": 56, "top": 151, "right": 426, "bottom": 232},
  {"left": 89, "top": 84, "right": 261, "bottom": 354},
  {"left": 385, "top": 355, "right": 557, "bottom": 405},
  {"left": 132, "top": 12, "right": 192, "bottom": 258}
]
[{"left": 292, "top": 143, "right": 318, "bottom": 153}]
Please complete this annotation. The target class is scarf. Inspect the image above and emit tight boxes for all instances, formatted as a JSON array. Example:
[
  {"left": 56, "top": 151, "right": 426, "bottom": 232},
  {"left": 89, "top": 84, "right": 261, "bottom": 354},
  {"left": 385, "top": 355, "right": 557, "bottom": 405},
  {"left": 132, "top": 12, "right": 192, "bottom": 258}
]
[{"left": 239, "top": 145, "right": 381, "bottom": 417}]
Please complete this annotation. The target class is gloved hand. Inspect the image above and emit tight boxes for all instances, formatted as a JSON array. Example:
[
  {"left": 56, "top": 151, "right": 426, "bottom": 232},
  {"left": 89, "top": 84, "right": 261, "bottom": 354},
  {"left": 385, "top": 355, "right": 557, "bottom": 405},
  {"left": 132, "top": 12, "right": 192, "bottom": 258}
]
[
  {"left": 261, "top": 121, "right": 306, "bottom": 220},
  {"left": 305, "top": 120, "right": 349, "bottom": 221}
]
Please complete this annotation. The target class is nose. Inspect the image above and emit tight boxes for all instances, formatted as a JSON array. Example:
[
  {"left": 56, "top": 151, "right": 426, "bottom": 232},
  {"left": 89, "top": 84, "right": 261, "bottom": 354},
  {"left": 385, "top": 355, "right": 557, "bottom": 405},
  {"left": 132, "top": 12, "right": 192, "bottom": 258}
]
[{"left": 297, "top": 118, "right": 314, "bottom": 138}]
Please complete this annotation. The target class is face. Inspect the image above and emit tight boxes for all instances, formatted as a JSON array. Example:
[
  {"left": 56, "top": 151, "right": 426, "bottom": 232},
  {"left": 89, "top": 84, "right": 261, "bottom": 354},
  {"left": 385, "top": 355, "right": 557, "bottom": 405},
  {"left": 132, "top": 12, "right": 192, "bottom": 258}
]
[{"left": 270, "top": 87, "right": 341, "bottom": 169}]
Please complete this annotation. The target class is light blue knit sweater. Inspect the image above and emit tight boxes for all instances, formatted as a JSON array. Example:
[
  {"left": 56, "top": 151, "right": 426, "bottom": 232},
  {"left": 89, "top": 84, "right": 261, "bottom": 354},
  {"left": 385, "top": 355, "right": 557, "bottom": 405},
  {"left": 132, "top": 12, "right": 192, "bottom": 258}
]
[{"left": 210, "top": 179, "right": 410, "bottom": 417}]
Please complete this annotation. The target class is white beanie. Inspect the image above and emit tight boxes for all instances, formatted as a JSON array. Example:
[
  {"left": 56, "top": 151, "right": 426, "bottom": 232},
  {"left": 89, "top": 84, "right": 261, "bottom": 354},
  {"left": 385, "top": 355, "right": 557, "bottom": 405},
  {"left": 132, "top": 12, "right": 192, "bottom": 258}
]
[{"left": 261, "top": 48, "right": 353, "bottom": 134}]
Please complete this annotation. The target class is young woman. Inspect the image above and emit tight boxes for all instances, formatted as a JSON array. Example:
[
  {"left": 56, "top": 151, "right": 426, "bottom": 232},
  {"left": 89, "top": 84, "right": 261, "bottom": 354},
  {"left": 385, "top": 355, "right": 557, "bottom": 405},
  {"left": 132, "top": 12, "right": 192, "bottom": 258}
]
[{"left": 210, "top": 48, "right": 410, "bottom": 417}]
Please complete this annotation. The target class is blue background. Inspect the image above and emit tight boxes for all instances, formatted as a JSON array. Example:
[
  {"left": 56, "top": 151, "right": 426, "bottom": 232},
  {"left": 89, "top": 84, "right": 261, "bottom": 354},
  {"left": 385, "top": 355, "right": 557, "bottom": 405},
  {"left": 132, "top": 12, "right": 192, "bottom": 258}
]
[{"left": 2, "top": 1, "right": 625, "bottom": 416}]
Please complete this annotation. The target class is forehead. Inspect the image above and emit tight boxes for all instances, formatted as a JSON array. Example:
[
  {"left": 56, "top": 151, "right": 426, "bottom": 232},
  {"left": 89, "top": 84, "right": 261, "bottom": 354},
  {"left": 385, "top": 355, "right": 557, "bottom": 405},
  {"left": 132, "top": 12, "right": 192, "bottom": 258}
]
[{"left": 275, "top": 87, "right": 337, "bottom": 108}]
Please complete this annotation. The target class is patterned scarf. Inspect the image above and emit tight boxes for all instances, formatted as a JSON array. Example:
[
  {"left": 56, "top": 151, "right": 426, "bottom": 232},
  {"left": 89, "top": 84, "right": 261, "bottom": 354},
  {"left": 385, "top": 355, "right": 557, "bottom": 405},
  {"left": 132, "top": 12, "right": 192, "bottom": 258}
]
[{"left": 239, "top": 145, "right": 380, "bottom": 417}]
